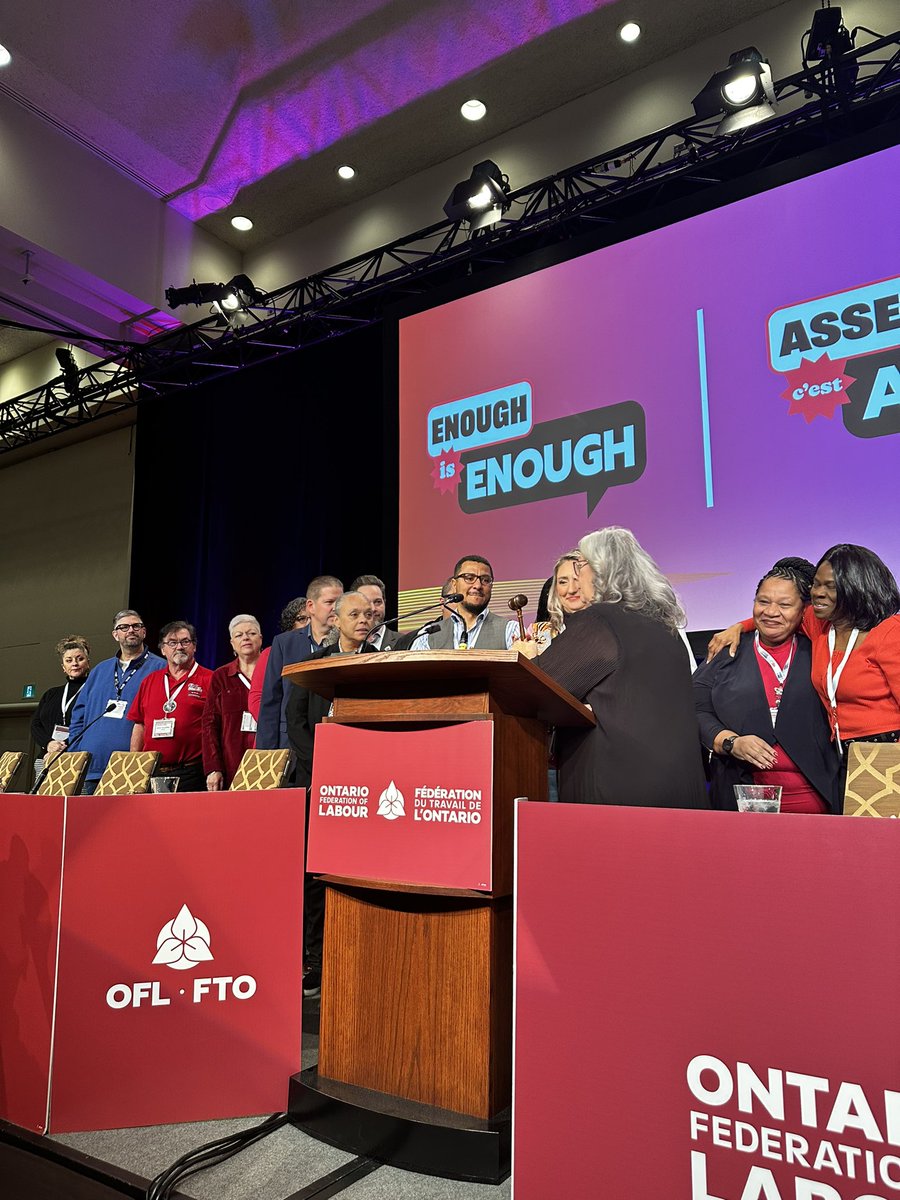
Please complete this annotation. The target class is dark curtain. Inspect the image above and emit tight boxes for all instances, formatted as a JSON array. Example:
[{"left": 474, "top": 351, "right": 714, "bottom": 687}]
[{"left": 129, "top": 324, "right": 396, "bottom": 669}]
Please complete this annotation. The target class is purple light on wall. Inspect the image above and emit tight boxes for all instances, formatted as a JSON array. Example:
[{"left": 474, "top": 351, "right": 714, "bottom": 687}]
[{"left": 170, "top": 0, "right": 609, "bottom": 220}]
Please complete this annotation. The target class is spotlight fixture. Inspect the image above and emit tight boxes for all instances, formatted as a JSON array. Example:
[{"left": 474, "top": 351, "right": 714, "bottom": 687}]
[
  {"left": 443, "top": 160, "right": 511, "bottom": 230},
  {"left": 692, "top": 47, "right": 776, "bottom": 134},
  {"left": 618, "top": 22, "right": 641, "bottom": 44},
  {"left": 230, "top": 215, "right": 253, "bottom": 231},
  {"left": 55, "top": 348, "right": 80, "bottom": 397},
  {"left": 460, "top": 99, "right": 487, "bottom": 121},
  {"left": 165, "top": 274, "right": 265, "bottom": 311},
  {"left": 0, "top": 43, "right": 11, "bottom": 68},
  {"left": 804, "top": 4, "right": 858, "bottom": 92},
  {"left": 337, "top": 164, "right": 356, "bottom": 179}
]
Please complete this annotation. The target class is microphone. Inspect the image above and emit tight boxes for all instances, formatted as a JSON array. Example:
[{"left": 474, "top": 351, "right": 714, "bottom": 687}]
[
  {"left": 366, "top": 593, "right": 464, "bottom": 649},
  {"left": 392, "top": 619, "right": 443, "bottom": 653},
  {"left": 30, "top": 699, "right": 117, "bottom": 794}
]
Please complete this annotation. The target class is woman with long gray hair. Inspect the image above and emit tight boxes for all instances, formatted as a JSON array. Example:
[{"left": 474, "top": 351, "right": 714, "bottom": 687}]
[{"left": 514, "top": 527, "right": 707, "bottom": 807}]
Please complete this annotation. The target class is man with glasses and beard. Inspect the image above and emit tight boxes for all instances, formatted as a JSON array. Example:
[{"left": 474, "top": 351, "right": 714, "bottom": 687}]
[
  {"left": 410, "top": 556, "right": 517, "bottom": 650},
  {"left": 67, "top": 609, "right": 165, "bottom": 794},
  {"left": 128, "top": 621, "right": 213, "bottom": 793}
]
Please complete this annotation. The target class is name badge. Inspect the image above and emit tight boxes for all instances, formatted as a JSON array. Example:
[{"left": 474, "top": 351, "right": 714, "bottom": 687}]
[
  {"left": 52, "top": 724, "right": 70, "bottom": 741},
  {"left": 241, "top": 711, "right": 257, "bottom": 733},
  {"left": 152, "top": 717, "right": 176, "bottom": 739},
  {"left": 105, "top": 700, "right": 128, "bottom": 719}
]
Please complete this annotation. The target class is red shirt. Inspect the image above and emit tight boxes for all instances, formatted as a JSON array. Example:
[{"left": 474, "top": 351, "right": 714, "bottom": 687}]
[
  {"left": 202, "top": 660, "right": 259, "bottom": 785},
  {"left": 128, "top": 662, "right": 213, "bottom": 767},
  {"left": 803, "top": 608, "right": 900, "bottom": 740}
]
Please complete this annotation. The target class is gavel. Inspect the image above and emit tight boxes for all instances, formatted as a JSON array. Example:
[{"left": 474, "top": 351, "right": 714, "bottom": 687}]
[{"left": 508, "top": 593, "right": 529, "bottom": 640}]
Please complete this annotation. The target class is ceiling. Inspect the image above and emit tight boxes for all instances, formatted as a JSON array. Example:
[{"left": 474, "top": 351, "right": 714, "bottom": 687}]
[{"left": 0, "top": 0, "right": 788, "bottom": 365}]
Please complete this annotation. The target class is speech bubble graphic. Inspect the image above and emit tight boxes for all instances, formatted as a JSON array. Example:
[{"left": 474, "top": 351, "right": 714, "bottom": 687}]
[{"left": 458, "top": 400, "right": 646, "bottom": 516}]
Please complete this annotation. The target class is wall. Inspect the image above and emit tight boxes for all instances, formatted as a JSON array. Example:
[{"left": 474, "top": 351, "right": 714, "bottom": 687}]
[{"left": 0, "top": 426, "right": 136, "bottom": 710}]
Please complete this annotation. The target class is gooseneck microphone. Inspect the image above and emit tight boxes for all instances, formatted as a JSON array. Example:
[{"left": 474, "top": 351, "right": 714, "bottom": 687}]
[
  {"left": 30, "top": 700, "right": 117, "bottom": 794},
  {"left": 366, "top": 593, "right": 464, "bottom": 649}
]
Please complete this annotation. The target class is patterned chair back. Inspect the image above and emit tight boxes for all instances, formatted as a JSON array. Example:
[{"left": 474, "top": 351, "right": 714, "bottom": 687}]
[
  {"left": 843, "top": 742, "right": 900, "bottom": 817},
  {"left": 0, "top": 750, "right": 23, "bottom": 791},
  {"left": 95, "top": 751, "right": 161, "bottom": 796},
  {"left": 36, "top": 751, "right": 91, "bottom": 796},
  {"left": 229, "top": 749, "right": 292, "bottom": 791}
]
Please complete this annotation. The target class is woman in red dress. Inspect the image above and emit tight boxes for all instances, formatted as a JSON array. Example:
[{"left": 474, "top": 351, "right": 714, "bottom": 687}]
[{"left": 202, "top": 614, "right": 264, "bottom": 790}]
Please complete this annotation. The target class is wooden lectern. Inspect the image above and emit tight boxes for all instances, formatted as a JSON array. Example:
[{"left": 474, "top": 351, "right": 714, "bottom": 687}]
[{"left": 285, "top": 650, "right": 592, "bottom": 1181}]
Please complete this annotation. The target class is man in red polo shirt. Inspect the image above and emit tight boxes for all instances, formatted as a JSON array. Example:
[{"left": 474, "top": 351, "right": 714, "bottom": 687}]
[{"left": 128, "top": 620, "right": 213, "bottom": 792}]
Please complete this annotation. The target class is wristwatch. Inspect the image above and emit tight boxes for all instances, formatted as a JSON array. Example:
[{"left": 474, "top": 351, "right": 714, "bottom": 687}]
[{"left": 722, "top": 735, "right": 738, "bottom": 755}]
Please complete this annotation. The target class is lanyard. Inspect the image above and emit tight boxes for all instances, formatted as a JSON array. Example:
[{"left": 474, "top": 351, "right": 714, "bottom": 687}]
[
  {"left": 826, "top": 625, "right": 859, "bottom": 752},
  {"left": 755, "top": 633, "right": 796, "bottom": 725},
  {"left": 163, "top": 661, "right": 198, "bottom": 713},
  {"left": 236, "top": 671, "right": 251, "bottom": 691},
  {"left": 115, "top": 650, "right": 148, "bottom": 697},
  {"left": 60, "top": 681, "right": 80, "bottom": 720}
]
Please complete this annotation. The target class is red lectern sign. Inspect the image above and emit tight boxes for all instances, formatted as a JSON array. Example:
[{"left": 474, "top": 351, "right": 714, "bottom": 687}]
[
  {"left": 308, "top": 721, "right": 494, "bottom": 890},
  {"left": 514, "top": 803, "right": 900, "bottom": 1200},
  {"left": 0, "top": 793, "right": 65, "bottom": 1132},
  {"left": 48, "top": 789, "right": 305, "bottom": 1132}
]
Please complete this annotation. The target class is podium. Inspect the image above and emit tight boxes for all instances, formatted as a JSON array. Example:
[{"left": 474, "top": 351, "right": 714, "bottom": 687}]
[{"left": 283, "top": 650, "right": 592, "bottom": 1181}]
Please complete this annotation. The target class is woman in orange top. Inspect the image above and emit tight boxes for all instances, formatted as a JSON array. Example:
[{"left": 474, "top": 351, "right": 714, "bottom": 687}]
[
  {"left": 805, "top": 544, "right": 900, "bottom": 752},
  {"left": 710, "top": 545, "right": 900, "bottom": 792}
]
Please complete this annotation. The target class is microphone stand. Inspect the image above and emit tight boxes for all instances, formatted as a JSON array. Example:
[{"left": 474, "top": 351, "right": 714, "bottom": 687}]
[
  {"left": 30, "top": 700, "right": 116, "bottom": 794},
  {"left": 365, "top": 593, "right": 464, "bottom": 650}
]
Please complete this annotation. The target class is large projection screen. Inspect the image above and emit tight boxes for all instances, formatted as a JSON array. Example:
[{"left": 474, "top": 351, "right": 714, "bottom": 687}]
[{"left": 398, "top": 142, "right": 900, "bottom": 631}]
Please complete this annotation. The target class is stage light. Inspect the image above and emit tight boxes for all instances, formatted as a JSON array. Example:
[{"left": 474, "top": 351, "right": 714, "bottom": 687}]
[
  {"left": 337, "top": 164, "right": 356, "bottom": 179},
  {"left": 804, "top": 4, "right": 858, "bottom": 92},
  {"left": 618, "top": 22, "right": 641, "bottom": 44},
  {"left": 230, "top": 215, "right": 253, "bottom": 231},
  {"left": 692, "top": 47, "right": 776, "bottom": 133},
  {"left": 443, "top": 160, "right": 511, "bottom": 230},
  {"left": 0, "top": 43, "right": 11, "bottom": 68},
  {"left": 55, "top": 348, "right": 80, "bottom": 397},
  {"left": 165, "top": 274, "right": 265, "bottom": 311},
  {"left": 460, "top": 99, "right": 487, "bottom": 121}
]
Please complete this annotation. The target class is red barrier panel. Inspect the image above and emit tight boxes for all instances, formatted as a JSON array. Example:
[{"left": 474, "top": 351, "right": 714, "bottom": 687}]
[
  {"left": 0, "top": 794, "right": 65, "bottom": 1133},
  {"left": 2, "top": 788, "right": 304, "bottom": 1133},
  {"left": 514, "top": 803, "right": 900, "bottom": 1200}
]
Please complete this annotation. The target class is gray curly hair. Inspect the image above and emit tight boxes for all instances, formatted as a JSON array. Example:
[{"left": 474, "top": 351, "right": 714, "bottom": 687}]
[{"left": 578, "top": 527, "right": 685, "bottom": 634}]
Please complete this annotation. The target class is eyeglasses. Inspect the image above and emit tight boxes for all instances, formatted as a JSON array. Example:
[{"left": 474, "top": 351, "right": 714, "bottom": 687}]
[
  {"left": 162, "top": 638, "right": 194, "bottom": 648},
  {"left": 456, "top": 572, "right": 493, "bottom": 586},
  {"left": 114, "top": 623, "right": 145, "bottom": 632}
]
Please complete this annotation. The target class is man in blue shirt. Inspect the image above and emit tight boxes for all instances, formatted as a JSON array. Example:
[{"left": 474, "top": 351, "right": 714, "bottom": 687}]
[{"left": 67, "top": 609, "right": 165, "bottom": 792}]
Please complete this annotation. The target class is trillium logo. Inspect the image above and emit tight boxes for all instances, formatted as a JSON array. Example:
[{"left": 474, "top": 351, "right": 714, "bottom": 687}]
[
  {"left": 377, "top": 780, "right": 406, "bottom": 820},
  {"left": 152, "top": 903, "right": 214, "bottom": 971}
]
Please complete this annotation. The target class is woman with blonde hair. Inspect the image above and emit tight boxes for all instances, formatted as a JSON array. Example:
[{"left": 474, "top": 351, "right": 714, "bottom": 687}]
[{"left": 514, "top": 527, "right": 706, "bottom": 807}]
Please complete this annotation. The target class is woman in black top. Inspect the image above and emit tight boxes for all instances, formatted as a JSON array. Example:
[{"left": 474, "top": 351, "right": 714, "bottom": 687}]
[
  {"left": 31, "top": 635, "right": 91, "bottom": 764},
  {"left": 514, "top": 527, "right": 708, "bottom": 808}
]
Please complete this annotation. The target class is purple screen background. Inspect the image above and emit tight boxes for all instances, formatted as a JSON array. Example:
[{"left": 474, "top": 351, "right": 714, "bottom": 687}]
[{"left": 398, "top": 144, "right": 900, "bottom": 629}]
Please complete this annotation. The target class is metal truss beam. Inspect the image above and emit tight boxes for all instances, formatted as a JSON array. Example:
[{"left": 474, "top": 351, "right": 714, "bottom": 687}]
[{"left": 2, "top": 30, "right": 899, "bottom": 455}]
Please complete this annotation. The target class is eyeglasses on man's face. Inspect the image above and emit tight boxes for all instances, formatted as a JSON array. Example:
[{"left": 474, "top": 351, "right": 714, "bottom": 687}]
[
  {"left": 114, "top": 623, "right": 145, "bottom": 632},
  {"left": 456, "top": 572, "right": 493, "bottom": 586},
  {"left": 162, "top": 638, "right": 194, "bottom": 648}
]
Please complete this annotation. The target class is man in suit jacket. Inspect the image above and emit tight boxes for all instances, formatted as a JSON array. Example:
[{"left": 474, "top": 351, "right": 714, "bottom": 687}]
[
  {"left": 351, "top": 574, "right": 401, "bottom": 651},
  {"left": 285, "top": 590, "right": 377, "bottom": 997},
  {"left": 255, "top": 575, "right": 343, "bottom": 749}
]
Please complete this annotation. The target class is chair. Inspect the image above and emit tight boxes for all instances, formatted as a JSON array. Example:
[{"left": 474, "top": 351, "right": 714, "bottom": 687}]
[
  {"left": 0, "top": 750, "right": 23, "bottom": 791},
  {"left": 95, "top": 751, "right": 161, "bottom": 796},
  {"left": 229, "top": 749, "right": 292, "bottom": 791},
  {"left": 36, "top": 751, "right": 91, "bottom": 796},
  {"left": 843, "top": 742, "right": 900, "bottom": 817}
]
